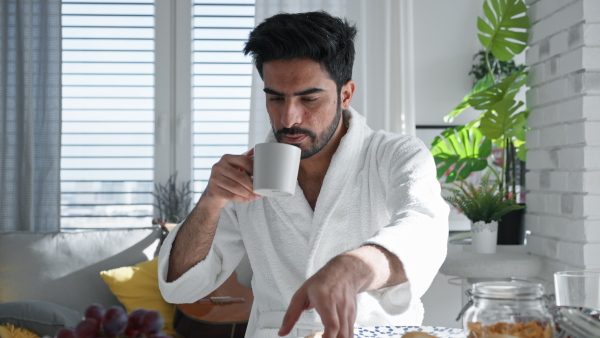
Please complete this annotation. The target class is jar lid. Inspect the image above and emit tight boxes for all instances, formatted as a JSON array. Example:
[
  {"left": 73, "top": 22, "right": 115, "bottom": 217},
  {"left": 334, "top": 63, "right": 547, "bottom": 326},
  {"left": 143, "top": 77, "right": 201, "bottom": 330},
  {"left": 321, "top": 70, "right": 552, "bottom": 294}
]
[{"left": 471, "top": 281, "right": 545, "bottom": 300}]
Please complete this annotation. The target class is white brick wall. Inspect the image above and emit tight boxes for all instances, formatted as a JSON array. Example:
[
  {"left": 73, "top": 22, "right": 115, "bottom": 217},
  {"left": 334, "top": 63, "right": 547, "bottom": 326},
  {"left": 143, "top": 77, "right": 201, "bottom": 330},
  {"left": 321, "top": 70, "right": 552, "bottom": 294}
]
[{"left": 526, "top": 0, "right": 600, "bottom": 285}]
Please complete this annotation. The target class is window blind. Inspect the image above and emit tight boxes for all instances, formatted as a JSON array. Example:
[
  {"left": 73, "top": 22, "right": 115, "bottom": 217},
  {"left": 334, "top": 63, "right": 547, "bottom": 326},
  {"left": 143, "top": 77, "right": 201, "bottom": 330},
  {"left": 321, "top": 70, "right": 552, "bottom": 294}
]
[
  {"left": 192, "top": 0, "right": 255, "bottom": 200},
  {"left": 61, "top": 0, "right": 155, "bottom": 228},
  {"left": 61, "top": 0, "right": 255, "bottom": 228}
]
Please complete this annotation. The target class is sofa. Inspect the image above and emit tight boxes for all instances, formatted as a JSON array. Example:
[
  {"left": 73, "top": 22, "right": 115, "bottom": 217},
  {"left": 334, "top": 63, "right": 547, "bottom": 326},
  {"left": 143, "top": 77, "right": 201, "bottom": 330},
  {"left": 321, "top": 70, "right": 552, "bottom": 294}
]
[
  {"left": 0, "top": 228, "right": 165, "bottom": 336},
  {"left": 0, "top": 227, "right": 254, "bottom": 337}
]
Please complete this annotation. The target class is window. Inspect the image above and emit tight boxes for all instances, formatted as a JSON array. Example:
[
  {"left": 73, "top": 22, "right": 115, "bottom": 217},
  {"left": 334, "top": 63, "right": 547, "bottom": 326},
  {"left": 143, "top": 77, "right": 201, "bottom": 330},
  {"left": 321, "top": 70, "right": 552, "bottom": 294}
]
[
  {"left": 192, "top": 1, "right": 254, "bottom": 199},
  {"left": 61, "top": 0, "right": 255, "bottom": 228}
]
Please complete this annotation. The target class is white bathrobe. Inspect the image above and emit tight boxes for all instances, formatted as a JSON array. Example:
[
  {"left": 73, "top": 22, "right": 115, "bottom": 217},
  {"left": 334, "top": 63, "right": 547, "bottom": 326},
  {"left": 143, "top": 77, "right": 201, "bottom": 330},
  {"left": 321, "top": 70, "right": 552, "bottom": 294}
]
[{"left": 158, "top": 108, "right": 449, "bottom": 338}]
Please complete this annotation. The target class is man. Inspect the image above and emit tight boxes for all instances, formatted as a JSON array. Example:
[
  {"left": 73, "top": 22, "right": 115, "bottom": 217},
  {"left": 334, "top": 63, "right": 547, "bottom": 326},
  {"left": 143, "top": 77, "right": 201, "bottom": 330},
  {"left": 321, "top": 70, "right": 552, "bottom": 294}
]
[{"left": 158, "top": 11, "right": 448, "bottom": 338}]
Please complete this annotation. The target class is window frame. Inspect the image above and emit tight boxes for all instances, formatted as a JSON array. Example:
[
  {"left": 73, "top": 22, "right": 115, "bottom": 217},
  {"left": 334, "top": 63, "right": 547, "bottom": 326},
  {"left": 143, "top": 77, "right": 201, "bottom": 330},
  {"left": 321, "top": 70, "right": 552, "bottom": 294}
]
[
  {"left": 154, "top": 0, "right": 193, "bottom": 192},
  {"left": 60, "top": 0, "right": 254, "bottom": 228}
]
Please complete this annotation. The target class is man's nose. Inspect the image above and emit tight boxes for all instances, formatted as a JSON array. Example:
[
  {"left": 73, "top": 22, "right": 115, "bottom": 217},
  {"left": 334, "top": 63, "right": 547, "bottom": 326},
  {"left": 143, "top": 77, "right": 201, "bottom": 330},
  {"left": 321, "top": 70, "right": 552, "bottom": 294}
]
[{"left": 281, "top": 100, "right": 302, "bottom": 128}]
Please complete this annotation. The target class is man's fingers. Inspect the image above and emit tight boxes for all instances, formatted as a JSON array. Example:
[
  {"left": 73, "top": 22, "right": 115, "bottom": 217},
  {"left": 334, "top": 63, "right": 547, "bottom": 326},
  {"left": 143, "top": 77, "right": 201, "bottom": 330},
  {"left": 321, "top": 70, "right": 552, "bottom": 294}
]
[
  {"left": 278, "top": 292, "right": 307, "bottom": 336},
  {"left": 223, "top": 153, "right": 254, "bottom": 176},
  {"left": 336, "top": 302, "right": 349, "bottom": 338},
  {"left": 316, "top": 302, "right": 339, "bottom": 338},
  {"left": 210, "top": 184, "right": 255, "bottom": 204},
  {"left": 211, "top": 174, "right": 254, "bottom": 201},
  {"left": 343, "top": 300, "right": 356, "bottom": 338},
  {"left": 218, "top": 165, "right": 256, "bottom": 198},
  {"left": 338, "top": 300, "right": 356, "bottom": 338}
]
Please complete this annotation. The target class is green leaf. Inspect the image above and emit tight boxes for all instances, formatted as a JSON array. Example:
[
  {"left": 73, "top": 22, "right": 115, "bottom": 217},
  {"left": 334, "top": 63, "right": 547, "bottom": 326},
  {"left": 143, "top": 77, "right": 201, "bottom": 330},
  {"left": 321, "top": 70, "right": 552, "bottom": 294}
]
[
  {"left": 444, "top": 171, "right": 525, "bottom": 223},
  {"left": 516, "top": 143, "right": 528, "bottom": 161},
  {"left": 493, "top": 138, "right": 505, "bottom": 149},
  {"left": 478, "top": 0, "right": 530, "bottom": 61},
  {"left": 445, "top": 96, "right": 470, "bottom": 123},
  {"left": 480, "top": 99, "right": 526, "bottom": 141},
  {"left": 466, "top": 115, "right": 482, "bottom": 129},
  {"left": 513, "top": 139, "right": 525, "bottom": 148},
  {"left": 430, "top": 126, "right": 492, "bottom": 183},
  {"left": 444, "top": 74, "right": 495, "bottom": 122},
  {"left": 510, "top": 109, "right": 528, "bottom": 141},
  {"left": 468, "top": 71, "right": 527, "bottom": 110}
]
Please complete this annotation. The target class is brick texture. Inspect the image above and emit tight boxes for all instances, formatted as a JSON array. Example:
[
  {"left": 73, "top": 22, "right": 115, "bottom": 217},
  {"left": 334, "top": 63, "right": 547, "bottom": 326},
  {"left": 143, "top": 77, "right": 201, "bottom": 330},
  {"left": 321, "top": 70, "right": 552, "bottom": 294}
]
[{"left": 526, "top": 0, "right": 600, "bottom": 285}]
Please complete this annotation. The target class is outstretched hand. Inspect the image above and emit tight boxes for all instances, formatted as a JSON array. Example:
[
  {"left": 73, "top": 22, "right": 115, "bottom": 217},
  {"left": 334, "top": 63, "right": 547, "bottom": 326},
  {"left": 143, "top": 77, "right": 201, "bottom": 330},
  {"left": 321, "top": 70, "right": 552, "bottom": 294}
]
[
  {"left": 278, "top": 255, "right": 366, "bottom": 338},
  {"left": 278, "top": 245, "right": 407, "bottom": 338}
]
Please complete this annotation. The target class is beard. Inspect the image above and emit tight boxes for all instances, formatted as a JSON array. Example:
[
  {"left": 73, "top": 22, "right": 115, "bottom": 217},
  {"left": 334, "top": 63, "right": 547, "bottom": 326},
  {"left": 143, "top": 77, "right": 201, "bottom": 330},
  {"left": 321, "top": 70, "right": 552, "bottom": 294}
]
[{"left": 273, "top": 96, "right": 342, "bottom": 159}]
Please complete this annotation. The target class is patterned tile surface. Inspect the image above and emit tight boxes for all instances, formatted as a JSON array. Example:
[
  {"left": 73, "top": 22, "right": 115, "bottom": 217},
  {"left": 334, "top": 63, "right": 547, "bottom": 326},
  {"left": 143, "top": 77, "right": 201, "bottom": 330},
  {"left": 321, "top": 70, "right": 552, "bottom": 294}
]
[{"left": 355, "top": 326, "right": 466, "bottom": 337}]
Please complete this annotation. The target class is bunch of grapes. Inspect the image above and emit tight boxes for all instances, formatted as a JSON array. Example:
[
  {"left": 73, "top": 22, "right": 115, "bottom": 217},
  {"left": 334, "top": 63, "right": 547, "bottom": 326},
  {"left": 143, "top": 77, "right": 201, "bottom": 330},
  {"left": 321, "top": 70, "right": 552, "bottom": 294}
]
[{"left": 56, "top": 304, "right": 172, "bottom": 338}]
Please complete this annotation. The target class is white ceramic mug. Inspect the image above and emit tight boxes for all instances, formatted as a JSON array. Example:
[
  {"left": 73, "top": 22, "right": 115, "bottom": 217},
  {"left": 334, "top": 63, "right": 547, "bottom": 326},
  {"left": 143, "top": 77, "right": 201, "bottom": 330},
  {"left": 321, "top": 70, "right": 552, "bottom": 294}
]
[{"left": 253, "top": 143, "right": 301, "bottom": 197}]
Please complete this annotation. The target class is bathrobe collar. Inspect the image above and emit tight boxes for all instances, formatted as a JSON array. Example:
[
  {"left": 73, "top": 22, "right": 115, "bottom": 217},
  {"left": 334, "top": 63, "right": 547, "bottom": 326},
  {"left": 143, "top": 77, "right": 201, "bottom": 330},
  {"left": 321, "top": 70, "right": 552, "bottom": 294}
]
[{"left": 263, "top": 107, "right": 366, "bottom": 275}]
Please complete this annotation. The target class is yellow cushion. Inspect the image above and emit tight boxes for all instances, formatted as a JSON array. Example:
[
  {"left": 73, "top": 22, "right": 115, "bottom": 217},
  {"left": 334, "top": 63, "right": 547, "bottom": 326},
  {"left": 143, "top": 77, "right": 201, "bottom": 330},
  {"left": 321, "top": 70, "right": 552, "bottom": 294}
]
[
  {"left": 0, "top": 324, "right": 39, "bottom": 338},
  {"left": 100, "top": 258, "right": 176, "bottom": 336}
]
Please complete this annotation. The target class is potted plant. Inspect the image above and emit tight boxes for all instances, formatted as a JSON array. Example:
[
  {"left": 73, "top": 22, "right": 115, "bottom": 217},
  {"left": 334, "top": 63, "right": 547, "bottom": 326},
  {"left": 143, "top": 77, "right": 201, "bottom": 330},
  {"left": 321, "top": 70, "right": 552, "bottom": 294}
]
[
  {"left": 152, "top": 172, "right": 193, "bottom": 231},
  {"left": 430, "top": 0, "right": 530, "bottom": 244},
  {"left": 444, "top": 172, "right": 524, "bottom": 253}
]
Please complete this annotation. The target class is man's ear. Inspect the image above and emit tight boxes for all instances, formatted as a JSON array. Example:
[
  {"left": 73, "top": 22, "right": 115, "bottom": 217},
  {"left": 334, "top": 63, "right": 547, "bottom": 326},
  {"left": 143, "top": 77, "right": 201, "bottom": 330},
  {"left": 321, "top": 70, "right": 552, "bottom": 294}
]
[{"left": 340, "top": 80, "right": 355, "bottom": 110}]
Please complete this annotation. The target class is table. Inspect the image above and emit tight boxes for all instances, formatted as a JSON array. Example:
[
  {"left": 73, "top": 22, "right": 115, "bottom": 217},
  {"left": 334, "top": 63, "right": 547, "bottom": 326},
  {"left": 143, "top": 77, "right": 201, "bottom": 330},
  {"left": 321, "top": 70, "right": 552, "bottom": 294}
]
[
  {"left": 439, "top": 243, "right": 543, "bottom": 305},
  {"left": 354, "top": 326, "right": 465, "bottom": 337},
  {"left": 440, "top": 249, "right": 543, "bottom": 281}
]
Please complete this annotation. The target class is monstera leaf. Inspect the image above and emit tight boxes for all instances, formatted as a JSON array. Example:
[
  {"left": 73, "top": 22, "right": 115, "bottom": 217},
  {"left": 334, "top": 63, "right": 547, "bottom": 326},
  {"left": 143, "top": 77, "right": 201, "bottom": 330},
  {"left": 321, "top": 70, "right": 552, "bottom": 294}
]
[
  {"left": 468, "top": 71, "right": 526, "bottom": 110},
  {"left": 430, "top": 126, "right": 492, "bottom": 183},
  {"left": 480, "top": 99, "right": 526, "bottom": 141},
  {"left": 478, "top": 0, "right": 530, "bottom": 61},
  {"left": 481, "top": 99, "right": 528, "bottom": 162},
  {"left": 516, "top": 142, "right": 528, "bottom": 161},
  {"left": 444, "top": 74, "right": 495, "bottom": 123}
]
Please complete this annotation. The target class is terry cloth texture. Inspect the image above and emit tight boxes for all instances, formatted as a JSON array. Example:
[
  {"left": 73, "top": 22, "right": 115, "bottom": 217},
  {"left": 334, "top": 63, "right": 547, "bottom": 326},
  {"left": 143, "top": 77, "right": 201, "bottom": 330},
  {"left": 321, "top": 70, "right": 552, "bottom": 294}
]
[{"left": 158, "top": 108, "right": 449, "bottom": 338}]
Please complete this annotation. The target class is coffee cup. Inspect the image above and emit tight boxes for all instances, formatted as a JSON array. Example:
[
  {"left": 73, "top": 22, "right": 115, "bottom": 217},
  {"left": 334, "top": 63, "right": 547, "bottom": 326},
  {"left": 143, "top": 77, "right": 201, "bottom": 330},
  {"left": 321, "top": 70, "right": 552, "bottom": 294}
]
[{"left": 253, "top": 143, "right": 301, "bottom": 197}]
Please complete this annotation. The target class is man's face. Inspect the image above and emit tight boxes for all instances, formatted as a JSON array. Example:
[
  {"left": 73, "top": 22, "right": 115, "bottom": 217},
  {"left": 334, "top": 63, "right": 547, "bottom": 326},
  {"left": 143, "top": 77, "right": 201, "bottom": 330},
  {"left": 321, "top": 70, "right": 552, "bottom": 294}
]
[{"left": 262, "top": 58, "right": 344, "bottom": 159}]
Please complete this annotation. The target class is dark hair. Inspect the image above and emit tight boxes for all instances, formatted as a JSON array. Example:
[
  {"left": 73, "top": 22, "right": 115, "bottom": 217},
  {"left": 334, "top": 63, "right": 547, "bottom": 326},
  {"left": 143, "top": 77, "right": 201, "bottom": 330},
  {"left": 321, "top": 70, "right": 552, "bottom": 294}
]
[{"left": 243, "top": 11, "right": 357, "bottom": 91}]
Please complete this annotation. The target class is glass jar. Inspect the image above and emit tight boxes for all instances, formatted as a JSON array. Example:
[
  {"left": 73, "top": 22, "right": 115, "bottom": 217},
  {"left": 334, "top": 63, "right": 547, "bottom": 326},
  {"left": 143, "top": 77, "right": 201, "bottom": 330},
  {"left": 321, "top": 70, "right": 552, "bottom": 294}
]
[{"left": 463, "top": 281, "right": 554, "bottom": 338}]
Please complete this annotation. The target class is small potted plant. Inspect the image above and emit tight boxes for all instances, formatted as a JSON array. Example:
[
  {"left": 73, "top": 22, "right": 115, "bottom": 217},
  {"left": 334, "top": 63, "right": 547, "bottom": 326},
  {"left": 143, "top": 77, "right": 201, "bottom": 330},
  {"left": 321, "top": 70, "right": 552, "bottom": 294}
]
[
  {"left": 444, "top": 171, "right": 524, "bottom": 254},
  {"left": 430, "top": 0, "right": 531, "bottom": 244},
  {"left": 152, "top": 172, "right": 193, "bottom": 231}
]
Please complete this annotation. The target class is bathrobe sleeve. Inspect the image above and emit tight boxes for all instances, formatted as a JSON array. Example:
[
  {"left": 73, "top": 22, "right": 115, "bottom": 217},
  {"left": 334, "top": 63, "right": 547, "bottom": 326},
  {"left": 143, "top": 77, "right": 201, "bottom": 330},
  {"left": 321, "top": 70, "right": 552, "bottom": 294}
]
[
  {"left": 363, "top": 135, "right": 449, "bottom": 314},
  {"left": 157, "top": 202, "right": 247, "bottom": 304}
]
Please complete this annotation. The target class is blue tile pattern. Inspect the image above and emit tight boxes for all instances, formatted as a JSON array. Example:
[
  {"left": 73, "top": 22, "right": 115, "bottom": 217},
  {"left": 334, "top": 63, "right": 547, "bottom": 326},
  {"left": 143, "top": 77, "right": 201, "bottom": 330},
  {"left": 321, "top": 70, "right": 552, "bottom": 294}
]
[{"left": 354, "top": 326, "right": 466, "bottom": 337}]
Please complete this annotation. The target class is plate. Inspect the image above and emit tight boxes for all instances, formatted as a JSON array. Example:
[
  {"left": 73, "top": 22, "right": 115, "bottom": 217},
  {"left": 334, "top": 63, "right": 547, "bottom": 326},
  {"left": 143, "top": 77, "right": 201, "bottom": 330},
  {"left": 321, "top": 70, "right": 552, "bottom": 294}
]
[{"left": 355, "top": 326, "right": 466, "bottom": 338}]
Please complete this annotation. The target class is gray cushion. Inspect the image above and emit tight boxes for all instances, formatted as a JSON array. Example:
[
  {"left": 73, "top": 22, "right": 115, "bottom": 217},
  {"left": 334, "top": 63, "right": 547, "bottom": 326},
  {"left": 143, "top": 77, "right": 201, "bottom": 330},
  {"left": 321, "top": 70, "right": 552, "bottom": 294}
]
[
  {"left": 0, "top": 228, "right": 163, "bottom": 313},
  {"left": 0, "top": 300, "right": 82, "bottom": 337}
]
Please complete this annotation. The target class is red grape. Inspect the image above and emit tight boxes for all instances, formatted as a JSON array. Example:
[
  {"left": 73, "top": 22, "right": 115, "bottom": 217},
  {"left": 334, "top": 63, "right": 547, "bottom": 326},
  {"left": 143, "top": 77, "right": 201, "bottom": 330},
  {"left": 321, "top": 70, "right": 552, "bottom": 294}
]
[
  {"left": 127, "top": 308, "right": 147, "bottom": 330},
  {"left": 102, "top": 305, "right": 128, "bottom": 336},
  {"left": 56, "top": 328, "right": 75, "bottom": 338},
  {"left": 149, "top": 332, "right": 172, "bottom": 338},
  {"left": 124, "top": 327, "right": 139, "bottom": 337},
  {"left": 84, "top": 303, "right": 105, "bottom": 326},
  {"left": 74, "top": 318, "right": 99, "bottom": 338},
  {"left": 139, "top": 310, "right": 164, "bottom": 335}
]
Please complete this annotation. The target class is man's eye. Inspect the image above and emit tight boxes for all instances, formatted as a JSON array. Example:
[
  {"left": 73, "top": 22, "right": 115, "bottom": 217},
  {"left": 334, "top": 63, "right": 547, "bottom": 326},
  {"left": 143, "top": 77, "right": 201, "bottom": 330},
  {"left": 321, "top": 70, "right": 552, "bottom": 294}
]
[
  {"left": 302, "top": 97, "right": 318, "bottom": 102},
  {"left": 269, "top": 97, "right": 284, "bottom": 101}
]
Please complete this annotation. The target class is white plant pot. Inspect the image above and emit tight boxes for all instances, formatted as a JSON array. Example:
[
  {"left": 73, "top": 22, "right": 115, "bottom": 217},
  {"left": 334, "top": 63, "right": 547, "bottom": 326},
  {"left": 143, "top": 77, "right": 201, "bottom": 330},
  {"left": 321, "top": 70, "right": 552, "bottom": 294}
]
[{"left": 471, "top": 220, "right": 498, "bottom": 254}]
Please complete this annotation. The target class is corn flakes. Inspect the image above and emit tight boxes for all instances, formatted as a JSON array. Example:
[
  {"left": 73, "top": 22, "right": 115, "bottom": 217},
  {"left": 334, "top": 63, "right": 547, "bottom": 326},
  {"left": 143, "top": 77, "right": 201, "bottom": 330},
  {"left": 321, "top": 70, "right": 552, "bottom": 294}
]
[{"left": 467, "top": 321, "right": 553, "bottom": 338}]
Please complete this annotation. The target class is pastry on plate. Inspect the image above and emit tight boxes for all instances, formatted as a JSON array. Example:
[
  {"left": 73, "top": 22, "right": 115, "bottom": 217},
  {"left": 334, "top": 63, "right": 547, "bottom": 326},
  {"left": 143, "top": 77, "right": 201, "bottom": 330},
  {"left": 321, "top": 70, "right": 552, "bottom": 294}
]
[
  {"left": 306, "top": 329, "right": 441, "bottom": 338},
  {"left": 401, "top": 332, "right": 439, "bottom": 338}
]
